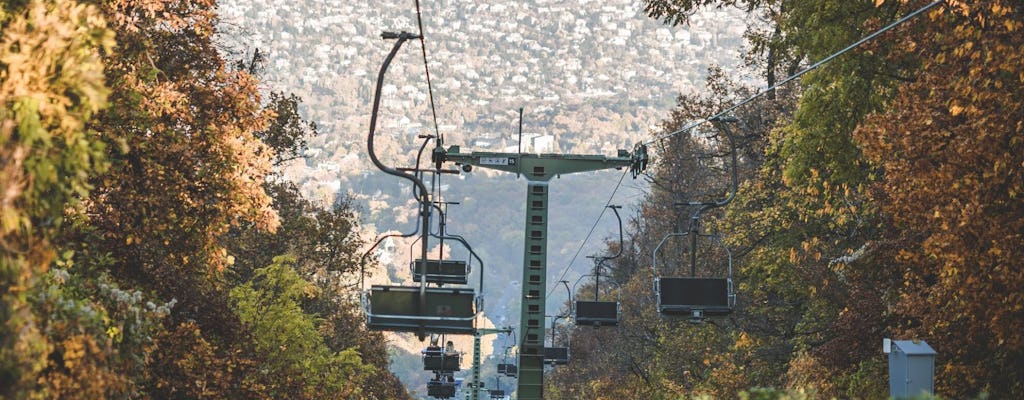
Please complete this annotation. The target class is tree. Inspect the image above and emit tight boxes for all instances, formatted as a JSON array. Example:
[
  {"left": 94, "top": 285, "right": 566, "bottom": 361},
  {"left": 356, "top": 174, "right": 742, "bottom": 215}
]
[
  {"left": 257, "top": 91, "right": 318, "bottom": 167},
  {"left": 230, "top": 255, "right": 373, "bottom": 399},
  {"left": 856, "top": 1, "right": 1024, "bottom": 397},
  {"left": 641, "top": 0, "right": 804, "bottom": 96},
  {"left": 1, "top": 0, "right": 113, "bottom": 396}
]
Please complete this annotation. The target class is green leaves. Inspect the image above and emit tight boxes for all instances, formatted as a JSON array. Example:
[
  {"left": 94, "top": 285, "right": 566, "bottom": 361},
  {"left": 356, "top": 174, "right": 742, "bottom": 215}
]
[{"left": 230, "top": 255, "right": 374, "bottom": 399}]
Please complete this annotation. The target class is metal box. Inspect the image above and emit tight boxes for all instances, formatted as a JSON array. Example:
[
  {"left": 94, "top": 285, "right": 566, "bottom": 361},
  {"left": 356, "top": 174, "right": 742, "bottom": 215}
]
[{"left": 888, "top": 339, "right": 936, "bottom": 399}]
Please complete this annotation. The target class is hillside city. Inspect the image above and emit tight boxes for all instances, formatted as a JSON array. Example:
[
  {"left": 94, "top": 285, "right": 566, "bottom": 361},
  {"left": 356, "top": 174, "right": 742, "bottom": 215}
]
[{"left": 218, "top": 0, "right": 749, "bottom": 203}]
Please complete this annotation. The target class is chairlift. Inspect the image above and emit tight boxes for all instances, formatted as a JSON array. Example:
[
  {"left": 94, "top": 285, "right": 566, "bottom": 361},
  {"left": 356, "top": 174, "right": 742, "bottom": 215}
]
[
  {"left": 361, "top": 167, "right": 483, "bottom": 338},
  {"left": 363, "top": 30, "right": 484, "bottom": 340},
  {"left": 427, "top": 376, "right": 456, "bottom": 399},
  {"left": 496, "top": 362, "right": 518, "bottom": 378},
  {"left": 653, "top": 232, "right": 735, "bottom": 320},
  {"left": 544, "top": 313, "right": 570, "bottom": 365},
  {"left": 572, "top": 259, "right": 621, "bottom": 327},
  {"left": 652, "top": 116, "right": 741, "bottom": 321},
  {"left": 364, "top": 285, "right": 477, "bottom": 334},
  {"left": 496, "top": 333, "right": 518, "bottom": 378},
  {"left": 422, "top": 343, "right": 461, "bottom": 372},
  {"left": 488, "top": 376, "right": 506, "bottom": 399},
  {"left": 572, "top": 205, "right": 625, "bottom": 327},
  {"left": 543, "top": 346, "right": 569, "bottom": 365}
]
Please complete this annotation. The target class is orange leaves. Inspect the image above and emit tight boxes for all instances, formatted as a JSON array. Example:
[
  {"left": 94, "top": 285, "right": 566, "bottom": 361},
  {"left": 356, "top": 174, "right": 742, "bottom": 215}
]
[{"left": 855, "top": 0, "right": 1024, "bottom": 396}]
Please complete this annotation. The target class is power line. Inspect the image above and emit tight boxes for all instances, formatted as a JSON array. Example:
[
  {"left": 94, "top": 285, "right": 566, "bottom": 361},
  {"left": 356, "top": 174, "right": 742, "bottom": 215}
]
[
  {"left": 547, "top": 168, "right": 630, "bottom": 297},
  {"left": 551, "top": 0, "right": 944, "bottom": 299},
  {"left": 645, "top": 0, "right": 944, "bottom": 145},
  {"left": 413, "top": 0, "right": 442, "bottom": 140}
]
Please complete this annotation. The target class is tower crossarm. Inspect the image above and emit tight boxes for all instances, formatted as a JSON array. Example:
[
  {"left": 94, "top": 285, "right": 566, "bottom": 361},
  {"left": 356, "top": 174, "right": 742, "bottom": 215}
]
[{"left": 435, "top": 146, "right": 646, "bottom": 182}]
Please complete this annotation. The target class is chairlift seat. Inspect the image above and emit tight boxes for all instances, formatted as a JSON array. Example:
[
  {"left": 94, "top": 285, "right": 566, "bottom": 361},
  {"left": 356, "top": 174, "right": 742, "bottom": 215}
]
[
  {"left": 422, "top": 347, "right": 461, "bottom": 371},
  {"left": 574, "top": 300, "right": 620, "bottom": 326},
  {"left": 544, "top": 347, "right": 569, "bottom": 365},
  {"left": 497, "top": 363, "right": 518, "bottom": 377},
  {"left": 656, "top": 277, "right": 733, "bottom": 315},
  {"left": 427, "top": 379, "right": 456, "bottom": 398},
  {"left": 413, "top": 259, "right": 469, "bottom": 285},
  {"left": 366, "top": 285, "right": 476, "bottom": 334}
]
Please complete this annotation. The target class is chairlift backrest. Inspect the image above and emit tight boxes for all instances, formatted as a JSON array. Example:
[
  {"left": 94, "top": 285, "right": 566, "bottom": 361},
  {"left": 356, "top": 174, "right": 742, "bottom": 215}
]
[
  {"left": 543, "top": 347, "right": 569, "bottom": 365},
  {"left": 365, "top": 285, "right": 476, "bottom": 334},
  {"left": 412, "top": 259, "right": 469, "bottom": 285},
  {"left": 656, "top": 277, "right": 732, "bottom": 315},
  {"left": 427, "top": 379, "right": 456, "bottom": 398},
  {"left": 573, "top": 300, "right": 620, "bottom": 327},
  {"left": 497, "top": 362, "right": 518, "bottom": 377},
  {"left": 422, "top": 347, "right": 461, "bottom": 371}
]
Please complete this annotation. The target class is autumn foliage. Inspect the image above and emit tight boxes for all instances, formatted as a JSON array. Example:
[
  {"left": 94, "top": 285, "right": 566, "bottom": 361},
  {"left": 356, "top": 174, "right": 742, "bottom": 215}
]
[
  {"left": 551, "top": 0, "right": 1024, "bottom": 399},
  {"left": 1, "top": 0, "right": 407, "bottom": 398}
]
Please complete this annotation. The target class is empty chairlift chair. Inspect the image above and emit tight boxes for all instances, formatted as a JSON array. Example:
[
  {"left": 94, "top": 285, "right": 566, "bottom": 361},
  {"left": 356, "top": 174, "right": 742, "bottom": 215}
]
[
  {"left": 543, "top": 346, "right": 569, "bottom": 365},
  {"left": 427, "top": 378, "right": 456, "bottom": 399},
  {"left": 364, "top": 285, "right": 477, "bottom": 335},
  {"left": 653, "top": 231, "right": 736, "bottom": 320},
  {"left": 574, "top": 300, "right": 619, "bottom": 326},
  {"left": 412, "top": 258, "right": 469, "bottom": 285},
  {"left": 365, "top": 233, "right": 483, "bottom": 336},
  {"left": 574, "top": 206, "right": 624, "bottom": 327}
]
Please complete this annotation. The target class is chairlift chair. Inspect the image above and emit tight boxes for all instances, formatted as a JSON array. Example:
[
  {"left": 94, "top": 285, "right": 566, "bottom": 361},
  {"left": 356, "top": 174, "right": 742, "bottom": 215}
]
[
  {"left": 497, "top": 362, "right": 518, "bottom": 378},
  {"left": 427, "top": 378, "right": 456, "bottom": 399},
  {"left": 543, "top": 346, "right": 569, "bottom": 365},
  {"left": 362, "top": 32, "right": 484, "bottom": 341},
  {"left": 422, "top": 346, "right": 461, "bottom": 372},
  {"left": 572, "top": 268, "right": 621, "bottom": 327},
  {"left": 653, "top": 231, "right": 736, "bottom": 320},
  {"left": 364, "top": 285, "right": 477, "bottom": 334},
  {"left": 652, "top": 116, "right": 742, "bottom": 321},
  {"left": 573, "top": 205, "right": 624, "bottom": 327}
]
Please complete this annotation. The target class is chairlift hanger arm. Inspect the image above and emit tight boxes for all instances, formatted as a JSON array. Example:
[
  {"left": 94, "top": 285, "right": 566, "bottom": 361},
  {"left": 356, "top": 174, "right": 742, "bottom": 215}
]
[
  {"left": 607, "top": 205, "right": 625, "bottom": 260},
  {"left": 677, "top": 116, "right": 740, "bottom": 215},
  {"left": 367, "top": 31, "right": 429, "bottom": 202}
]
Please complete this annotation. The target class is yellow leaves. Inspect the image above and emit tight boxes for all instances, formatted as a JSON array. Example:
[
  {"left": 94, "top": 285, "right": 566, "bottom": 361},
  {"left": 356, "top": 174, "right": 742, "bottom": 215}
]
[
  {"left": 1006, "top": 18, "right": 1021, "bottom": 33},
  {"left": 106, "top": 325, "right": 121, "bottom": 341},
  {"left": 949, "top": 104, "right": 965, "bottom": 116},
  {"left": 990, "top": 2, "right": 1010, "bottom": 17},
  {"left": 734, "top": 332, "right": 754, "bottom": 350}
]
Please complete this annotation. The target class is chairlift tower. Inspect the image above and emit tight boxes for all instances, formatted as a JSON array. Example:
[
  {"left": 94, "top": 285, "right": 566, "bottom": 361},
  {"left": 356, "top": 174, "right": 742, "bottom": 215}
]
[
  {"left": 466, "top": 327, "right": 513, "bottom": 400},
  {"left": 435, "top": 145, "right": 647, "bottom": 400}
]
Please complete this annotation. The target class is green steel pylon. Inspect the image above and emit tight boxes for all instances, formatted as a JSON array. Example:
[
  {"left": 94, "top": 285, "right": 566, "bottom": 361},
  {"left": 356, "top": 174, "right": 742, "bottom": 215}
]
[
  {"left": 436, "top": 145, "right": 647, "bottom": 399},
  {"left": 467, "top": 327, "right": 513, "bottom": 400}
]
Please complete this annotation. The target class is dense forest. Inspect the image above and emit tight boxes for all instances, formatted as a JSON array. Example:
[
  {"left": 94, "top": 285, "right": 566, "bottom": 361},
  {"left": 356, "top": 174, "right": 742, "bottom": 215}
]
[
  {"left": 0, "top": 0, "right": 407, "bottom": 398},
  {"left": 2, "top": 0, "right": 1022, "bottom": 400},
  {"left": 547, "top": 0, "right": 1023, "bottom": 399}
]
